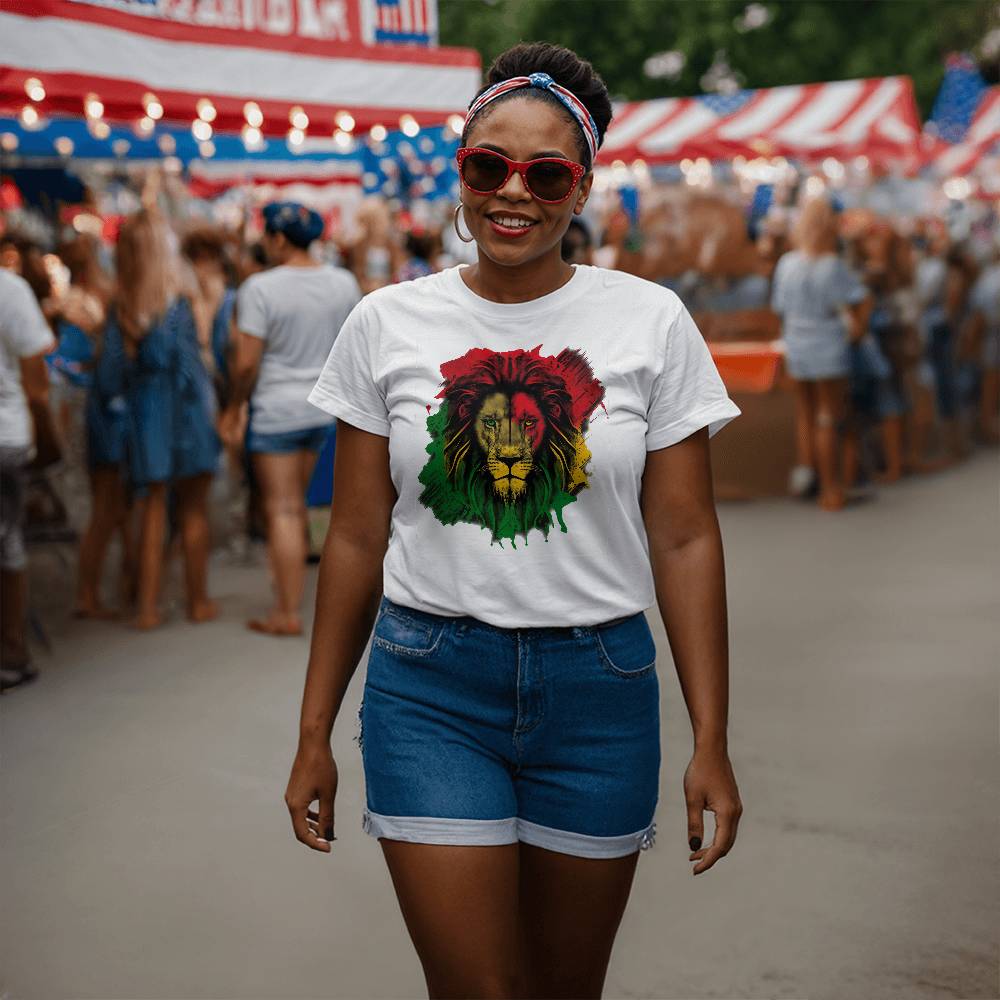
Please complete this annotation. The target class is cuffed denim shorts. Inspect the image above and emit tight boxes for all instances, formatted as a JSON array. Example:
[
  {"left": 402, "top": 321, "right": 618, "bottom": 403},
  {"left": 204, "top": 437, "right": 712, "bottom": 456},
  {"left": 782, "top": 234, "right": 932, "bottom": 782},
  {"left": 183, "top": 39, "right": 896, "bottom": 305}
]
[
  {"left": 355, "top": 596, "right": 661, "bottom": 859},
  {"left": 245, "top": 422, "right": 332, "bottom": 454}
]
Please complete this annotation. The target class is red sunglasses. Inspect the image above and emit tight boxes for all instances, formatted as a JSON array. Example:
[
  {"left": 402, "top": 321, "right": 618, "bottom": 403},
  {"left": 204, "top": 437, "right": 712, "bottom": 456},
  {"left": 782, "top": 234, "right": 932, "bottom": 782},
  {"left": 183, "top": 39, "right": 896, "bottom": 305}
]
[{"left": 456, "top": 147, "right": 587, "bottom": 204}]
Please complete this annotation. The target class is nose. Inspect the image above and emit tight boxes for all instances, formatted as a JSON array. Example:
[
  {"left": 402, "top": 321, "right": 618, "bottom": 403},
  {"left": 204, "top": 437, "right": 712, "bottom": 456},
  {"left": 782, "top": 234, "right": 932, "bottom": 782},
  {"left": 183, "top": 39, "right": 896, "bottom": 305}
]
[{"left": 496, "top": 167, "right": 532, "bottom": 203}]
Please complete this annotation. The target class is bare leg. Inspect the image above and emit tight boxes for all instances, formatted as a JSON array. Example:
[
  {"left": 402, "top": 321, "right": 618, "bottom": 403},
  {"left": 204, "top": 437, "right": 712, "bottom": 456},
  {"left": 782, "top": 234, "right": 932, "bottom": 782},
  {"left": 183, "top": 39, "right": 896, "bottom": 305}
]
[
  {"left": 249, "top": 451, "right": 316, "bottom": 634},
  {"left": 792, "top": 379, "right": 816, "bottom": 469},
  {"left": 134, "top": 483, "right": 167, "bottom": 629},
  {"left": 1, "top": 568, "right": 28, "bottom": 664},
  {"left": 878, "top": 415, "right": 905, "bottom": 483},
  {"left": 74, "top": 466, "right": 125, "bottom": 618},
  {"left": 979, "top": 368, "right": 1000, "bottom": 444},
  {"left": 814, "top": 378, "right": 848, "bottom": 511},
  {"left": 379, "top": 840, "right": 523, "bottom": 999},
  {"left": 518, "top": 842, "right": 641, "bottom": 999},
  {"left": 175, "top": 472, "right": 217, "bottom": 622},
  {"left": 906, "top": 380, "right": 947, "bottom": 472}
]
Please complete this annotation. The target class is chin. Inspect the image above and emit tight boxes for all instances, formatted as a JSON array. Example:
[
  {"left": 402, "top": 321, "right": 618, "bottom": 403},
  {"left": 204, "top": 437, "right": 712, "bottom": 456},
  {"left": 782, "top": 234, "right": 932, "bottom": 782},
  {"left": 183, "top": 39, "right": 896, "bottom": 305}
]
[{"left": 480, "top": 239, "right": 549, "bottom": 267}]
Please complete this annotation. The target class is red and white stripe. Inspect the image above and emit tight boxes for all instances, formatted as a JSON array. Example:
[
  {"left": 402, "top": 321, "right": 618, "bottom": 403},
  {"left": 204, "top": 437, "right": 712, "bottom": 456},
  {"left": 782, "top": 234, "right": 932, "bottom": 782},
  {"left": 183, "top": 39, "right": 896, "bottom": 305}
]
[
  {"left": 0, "top": 0, "right": 478, "bottom": 136},
  {"left": 598, "top": 77, "right": 921, "bottom": 165}
]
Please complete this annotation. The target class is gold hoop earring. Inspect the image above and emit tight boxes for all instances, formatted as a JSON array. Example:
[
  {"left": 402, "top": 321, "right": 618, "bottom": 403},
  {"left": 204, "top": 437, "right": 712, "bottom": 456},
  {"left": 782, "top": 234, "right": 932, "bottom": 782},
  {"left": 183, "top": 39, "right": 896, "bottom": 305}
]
[{"left": 453, "top": 203, "right": 474, "bottom": 244}]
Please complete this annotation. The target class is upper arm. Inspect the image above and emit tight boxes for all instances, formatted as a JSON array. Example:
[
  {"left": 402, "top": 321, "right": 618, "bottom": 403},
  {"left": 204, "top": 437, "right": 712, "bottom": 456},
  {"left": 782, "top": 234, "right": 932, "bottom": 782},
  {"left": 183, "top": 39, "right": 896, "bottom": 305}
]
[
  {"left": 19, "top": 348, "right": 53, "bottom": 403},
  {"left": 327, "top": 421, "right": 396, "bottom": 554},
  {"left": 641, "top": 426, "right": 719, "bottom": 551},
  {"left": 232, "top": 329, "right": 265, "bottom": 375}
]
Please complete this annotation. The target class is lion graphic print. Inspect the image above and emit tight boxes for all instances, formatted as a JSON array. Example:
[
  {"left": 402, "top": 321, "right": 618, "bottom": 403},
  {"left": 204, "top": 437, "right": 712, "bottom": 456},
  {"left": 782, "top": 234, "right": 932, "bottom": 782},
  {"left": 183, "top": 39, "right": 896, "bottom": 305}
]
[{"left": 417, "top": 345, "right": 606, "bottom": 547}]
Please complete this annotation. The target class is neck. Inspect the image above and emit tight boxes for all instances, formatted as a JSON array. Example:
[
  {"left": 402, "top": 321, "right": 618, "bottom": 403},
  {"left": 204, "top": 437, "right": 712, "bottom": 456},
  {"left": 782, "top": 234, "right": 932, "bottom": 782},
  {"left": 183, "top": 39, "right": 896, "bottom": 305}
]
[
  {"left": 463, "top": 245, "right": 575, "bottom": 304},
  {"left": 283, "top": 248, "right": 317, "bottom": 268}
]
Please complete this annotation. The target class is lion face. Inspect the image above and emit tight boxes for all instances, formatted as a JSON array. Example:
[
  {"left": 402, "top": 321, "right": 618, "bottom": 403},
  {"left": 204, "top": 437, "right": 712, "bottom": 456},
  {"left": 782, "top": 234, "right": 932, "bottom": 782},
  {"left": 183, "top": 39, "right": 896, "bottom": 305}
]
[
  {"left": 418, "top": 346, "right": 606, "bottom": 546},
  {"left": 475, "top": 390, "right": 545, "bottom": 502}
]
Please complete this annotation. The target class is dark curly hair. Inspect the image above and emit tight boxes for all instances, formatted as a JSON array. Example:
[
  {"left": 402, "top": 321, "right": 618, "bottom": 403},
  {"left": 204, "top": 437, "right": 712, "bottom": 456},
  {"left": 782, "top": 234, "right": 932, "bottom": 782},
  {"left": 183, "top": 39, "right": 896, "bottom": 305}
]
[{"left": 461, "top": 42, "right": 613, "bottom": 171}]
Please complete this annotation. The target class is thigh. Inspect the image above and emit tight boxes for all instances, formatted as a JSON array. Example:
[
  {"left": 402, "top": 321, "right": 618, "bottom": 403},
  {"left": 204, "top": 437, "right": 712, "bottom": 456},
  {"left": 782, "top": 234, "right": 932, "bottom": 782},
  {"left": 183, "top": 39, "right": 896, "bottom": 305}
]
[
  {"left": 379, "top": 840, "right": 523, "bottom": 999},
  {"left": 518, "top": 841, "right": 640, "bottom": 1000},
  {"left": 252, "top": 452, "right": 304, "bottom": 511},
  {"left": 175, "top": 471, "right": 212, "bottom": 509},
  {"left": 815, "top": 377, "right": 849, "bottom": 419},
  {"left": 296, "top": 447, "right": 320, "bottom": 495},
  {"left": 792, "top": 378, "right": 816, "bottom": 414}
]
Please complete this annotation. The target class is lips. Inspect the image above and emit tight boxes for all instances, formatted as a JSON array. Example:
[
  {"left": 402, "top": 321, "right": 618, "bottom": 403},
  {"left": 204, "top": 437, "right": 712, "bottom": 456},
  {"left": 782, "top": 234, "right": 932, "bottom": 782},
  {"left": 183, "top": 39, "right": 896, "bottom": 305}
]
[{"left": 486, "top": 213, "right": 539, "bottom": 239}]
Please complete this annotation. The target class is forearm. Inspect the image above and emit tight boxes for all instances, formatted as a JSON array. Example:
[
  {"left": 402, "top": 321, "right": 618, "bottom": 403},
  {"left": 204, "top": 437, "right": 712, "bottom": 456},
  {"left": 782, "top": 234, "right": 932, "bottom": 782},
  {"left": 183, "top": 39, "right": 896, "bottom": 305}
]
[
  {"left": 649, "top": 526, "right": 731, "bottom": 751},
  {"left": 226, "top": 365, "right": 257, "bottom": 409},
  {"left": 298, "top": 527, "right": 386, "bottom": 746}
]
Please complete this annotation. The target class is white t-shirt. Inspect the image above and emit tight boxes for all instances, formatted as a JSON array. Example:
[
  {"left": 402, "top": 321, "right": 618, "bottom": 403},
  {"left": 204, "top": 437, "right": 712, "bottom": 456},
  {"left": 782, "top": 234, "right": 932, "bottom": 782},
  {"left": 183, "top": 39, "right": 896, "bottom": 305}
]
[
  {"left": 236, "top": 264, "right": 362, "bottom": 434},
  {"left": 308, "top": 263, "right": 740, "bottom": 627},
  {"left": 0, "top": 270, "right": 56, "bottom": 450}
]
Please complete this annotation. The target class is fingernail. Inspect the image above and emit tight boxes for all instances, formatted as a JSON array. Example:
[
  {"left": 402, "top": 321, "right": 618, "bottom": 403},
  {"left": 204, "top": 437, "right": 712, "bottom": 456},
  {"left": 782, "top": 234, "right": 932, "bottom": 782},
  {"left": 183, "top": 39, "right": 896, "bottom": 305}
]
[{"left": 689, "top": 836, "right": 701, "bottom": 851}]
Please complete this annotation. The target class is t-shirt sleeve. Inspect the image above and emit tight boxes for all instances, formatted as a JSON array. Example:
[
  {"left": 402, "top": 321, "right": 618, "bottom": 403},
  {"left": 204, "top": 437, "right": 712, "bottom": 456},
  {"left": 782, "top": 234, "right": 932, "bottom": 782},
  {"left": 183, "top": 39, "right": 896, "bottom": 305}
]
[
  {"left": 834, "top": 259, "right": 867, "bottom": 306},
  {"left": 0, "top": 275, "right": 55, "bottom": 358},
  {"left": 307, "top": 296, "right": 390, "bottom": 437},
  {"left": 235, "top": 276, "right": 268, "bottom": 340},
  {"left": 645, "top": 300, "right": 742, "bottom": 451}
]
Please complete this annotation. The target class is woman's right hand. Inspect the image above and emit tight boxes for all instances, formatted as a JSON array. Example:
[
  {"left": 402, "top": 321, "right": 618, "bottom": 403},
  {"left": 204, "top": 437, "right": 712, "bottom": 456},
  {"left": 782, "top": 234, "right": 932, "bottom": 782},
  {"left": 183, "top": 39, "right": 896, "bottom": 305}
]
[{"left": 285, "top": 740, "right": 339, "bottom": 853}]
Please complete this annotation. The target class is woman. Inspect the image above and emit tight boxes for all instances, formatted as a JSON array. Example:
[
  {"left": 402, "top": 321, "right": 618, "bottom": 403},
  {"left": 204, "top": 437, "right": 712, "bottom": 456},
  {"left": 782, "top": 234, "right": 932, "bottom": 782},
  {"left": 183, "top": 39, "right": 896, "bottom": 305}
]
[
  {"left": 97, "top": 208, "right": 220, "bottom": 628},
  {"left": 771, "top": 196, "right": 869, "bottom": 510},
  {"left": 47, "top": 234, "right": 134, "bottom": 618},
  {"left": 285, "top": 43, "right": 744, "bottom": 999},
  {"left": 220, "top": 202, "right": 361, "bottom": 636}
]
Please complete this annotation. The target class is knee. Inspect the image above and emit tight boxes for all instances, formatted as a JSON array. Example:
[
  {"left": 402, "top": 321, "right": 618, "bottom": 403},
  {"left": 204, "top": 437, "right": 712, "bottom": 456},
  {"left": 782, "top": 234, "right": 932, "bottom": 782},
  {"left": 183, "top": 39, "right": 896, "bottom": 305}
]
[{"left": 263, "top": 493, "right": 305, "bottom": 520}]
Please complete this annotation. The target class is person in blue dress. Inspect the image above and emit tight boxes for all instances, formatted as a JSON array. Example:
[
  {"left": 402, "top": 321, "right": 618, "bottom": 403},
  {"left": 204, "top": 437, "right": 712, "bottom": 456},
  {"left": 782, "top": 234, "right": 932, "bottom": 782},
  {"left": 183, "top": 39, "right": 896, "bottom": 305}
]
[
  {"left": 97, "top": 208, "right": 221, "bottom": 629},
  {"left": 771, "top": 197, "right": 870, "bottom": 510}
]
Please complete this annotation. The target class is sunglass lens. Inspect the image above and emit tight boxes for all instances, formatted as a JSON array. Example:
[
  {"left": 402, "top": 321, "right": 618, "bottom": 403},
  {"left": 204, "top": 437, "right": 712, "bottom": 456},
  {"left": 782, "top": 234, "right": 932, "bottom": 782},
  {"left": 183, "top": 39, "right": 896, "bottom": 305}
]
[
  {"left": 525, "top": 161, "right": 575, "bottom": 201},
  {"left": 461, "top": 152, "right": 509, "bottom": 193}
]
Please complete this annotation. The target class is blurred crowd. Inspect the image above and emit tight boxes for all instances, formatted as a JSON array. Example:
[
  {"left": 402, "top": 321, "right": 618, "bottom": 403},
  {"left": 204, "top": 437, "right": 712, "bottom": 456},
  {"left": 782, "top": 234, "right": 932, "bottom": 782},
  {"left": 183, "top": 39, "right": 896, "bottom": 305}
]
[{"left": 0, "top": 170, "right": 997, "bottom": 691}]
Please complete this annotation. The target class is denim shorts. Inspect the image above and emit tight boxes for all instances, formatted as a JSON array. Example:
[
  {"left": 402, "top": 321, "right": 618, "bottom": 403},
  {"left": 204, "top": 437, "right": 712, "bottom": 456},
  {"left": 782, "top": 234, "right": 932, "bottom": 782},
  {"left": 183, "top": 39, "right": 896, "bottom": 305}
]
[
  {"left": 356, "top": 596, "right": 661, "bottom": 859},
  {"left": 245, "top": 423, "right": 331, "bottom": 454}
]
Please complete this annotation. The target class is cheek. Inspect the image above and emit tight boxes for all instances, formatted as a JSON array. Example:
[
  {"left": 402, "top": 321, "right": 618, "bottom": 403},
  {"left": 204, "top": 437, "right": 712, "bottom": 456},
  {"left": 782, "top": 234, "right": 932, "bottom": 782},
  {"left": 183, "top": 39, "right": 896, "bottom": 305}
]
[
  {"left": 511, "top": 394, "right": 545, "bottom": 448},
  {"left": 527, "top": 419, "right": 545, "bottom": 450}
]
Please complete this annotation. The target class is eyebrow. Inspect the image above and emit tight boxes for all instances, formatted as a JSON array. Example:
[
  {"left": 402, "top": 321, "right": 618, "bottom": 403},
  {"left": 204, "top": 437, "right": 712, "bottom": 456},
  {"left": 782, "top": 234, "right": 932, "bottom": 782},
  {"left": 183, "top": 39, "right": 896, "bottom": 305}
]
[{"left": 475, "top": 141, "right": 571, "bottom": 160}]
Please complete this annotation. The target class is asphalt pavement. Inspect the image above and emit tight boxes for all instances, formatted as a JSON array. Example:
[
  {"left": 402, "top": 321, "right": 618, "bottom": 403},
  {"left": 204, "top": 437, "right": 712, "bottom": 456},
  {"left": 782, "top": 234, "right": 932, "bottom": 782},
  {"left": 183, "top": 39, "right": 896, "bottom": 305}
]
[{"left": 2, "top": 450, "right": 997, "bottom": 1000}]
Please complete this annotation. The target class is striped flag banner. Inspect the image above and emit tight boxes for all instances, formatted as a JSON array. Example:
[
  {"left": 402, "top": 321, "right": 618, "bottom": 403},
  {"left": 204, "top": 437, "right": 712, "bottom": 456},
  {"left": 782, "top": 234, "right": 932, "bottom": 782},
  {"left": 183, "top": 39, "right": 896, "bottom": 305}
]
[
  {"left": 0, "top": 0, "right": 476, "bottom": 138},
  {"left": 598, "top": 76, "right": 921, "bottom": 166},
  {"left": 369, "top": 0, "right": 437, "bottom": 46}
]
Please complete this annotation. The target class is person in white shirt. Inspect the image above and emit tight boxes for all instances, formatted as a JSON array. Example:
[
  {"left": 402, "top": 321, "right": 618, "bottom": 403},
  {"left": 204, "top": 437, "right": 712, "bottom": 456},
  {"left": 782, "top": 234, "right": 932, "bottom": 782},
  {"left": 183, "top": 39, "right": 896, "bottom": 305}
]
[
  {"left": 221, "top": 202, "right": 361, "bottom": 636},
  {"left": 284, "top": 42, "right": 743, "bottom": 998},
  {"left": 0, "top": 268, "right": 56, "bottom": 691}
]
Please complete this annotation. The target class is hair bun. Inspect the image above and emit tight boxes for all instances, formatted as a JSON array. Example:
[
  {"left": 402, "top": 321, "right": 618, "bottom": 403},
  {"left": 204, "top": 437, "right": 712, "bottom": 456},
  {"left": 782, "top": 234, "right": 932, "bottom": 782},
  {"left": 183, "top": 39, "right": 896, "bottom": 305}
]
[{"left": 467, "top": 41, "right": 613, "bottom": 168}]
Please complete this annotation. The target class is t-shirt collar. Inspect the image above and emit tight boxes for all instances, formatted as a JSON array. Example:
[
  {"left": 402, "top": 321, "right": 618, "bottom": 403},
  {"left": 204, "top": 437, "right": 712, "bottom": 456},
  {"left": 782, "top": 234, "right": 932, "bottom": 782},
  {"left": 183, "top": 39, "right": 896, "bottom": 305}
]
[{"left": 448, "top": 263, "right": 590, "bottom": 319}]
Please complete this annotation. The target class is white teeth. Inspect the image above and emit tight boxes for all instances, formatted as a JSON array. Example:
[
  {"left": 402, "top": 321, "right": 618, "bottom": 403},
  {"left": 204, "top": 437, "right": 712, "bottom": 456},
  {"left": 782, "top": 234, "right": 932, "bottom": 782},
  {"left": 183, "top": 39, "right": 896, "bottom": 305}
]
[{"left": 492, "top": 216, "right": 535, "bottom": 229}]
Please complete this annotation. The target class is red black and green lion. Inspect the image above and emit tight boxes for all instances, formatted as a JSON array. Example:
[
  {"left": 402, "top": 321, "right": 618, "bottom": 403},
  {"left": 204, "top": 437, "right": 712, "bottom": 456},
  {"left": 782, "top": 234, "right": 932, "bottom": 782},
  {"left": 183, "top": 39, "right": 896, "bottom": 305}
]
[{"left": 417, "top": 346, "right": 605, "bottom": 547}]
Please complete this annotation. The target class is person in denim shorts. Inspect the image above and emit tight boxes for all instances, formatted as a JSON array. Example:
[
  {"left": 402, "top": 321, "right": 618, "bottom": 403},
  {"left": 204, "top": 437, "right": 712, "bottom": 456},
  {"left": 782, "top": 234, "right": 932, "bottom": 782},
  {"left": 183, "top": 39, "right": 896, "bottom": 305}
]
[
  {"left": 220, "top": 202, "right": 361, "bottom": 635},
  {"left": 285, "top": 42, "right": 745, "bottom": 999}
]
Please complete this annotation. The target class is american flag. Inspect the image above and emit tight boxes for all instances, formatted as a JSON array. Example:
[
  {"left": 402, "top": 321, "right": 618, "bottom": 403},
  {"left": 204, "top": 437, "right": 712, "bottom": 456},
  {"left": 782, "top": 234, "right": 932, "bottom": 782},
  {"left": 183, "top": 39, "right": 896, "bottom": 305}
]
[
  {"left": 598, "top": 77, "right": 920, "bottom": 166},
  {"left": 927, "top": 52, "right": 988, "bottom": 143},
  {"left": 369, "top": 0, "right": 437, "bottom": 46},
  {"left": 924, "top": 53, "right": 1000, "bottom": 176}
]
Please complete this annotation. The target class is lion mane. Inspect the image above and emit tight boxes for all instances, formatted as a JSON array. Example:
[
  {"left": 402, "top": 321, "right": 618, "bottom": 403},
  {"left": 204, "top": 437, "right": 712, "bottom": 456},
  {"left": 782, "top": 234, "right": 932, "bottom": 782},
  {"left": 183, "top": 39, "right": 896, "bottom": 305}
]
[{"left": 417, "top": 345, "right": 605, "bottom": 547}]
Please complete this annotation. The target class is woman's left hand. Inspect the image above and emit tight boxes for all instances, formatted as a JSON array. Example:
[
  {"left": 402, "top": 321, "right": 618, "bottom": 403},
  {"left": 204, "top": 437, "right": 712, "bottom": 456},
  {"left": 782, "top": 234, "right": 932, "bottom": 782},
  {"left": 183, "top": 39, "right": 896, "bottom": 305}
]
[{"left": 684, "top": 745, "right": 743, "bottom": 875}]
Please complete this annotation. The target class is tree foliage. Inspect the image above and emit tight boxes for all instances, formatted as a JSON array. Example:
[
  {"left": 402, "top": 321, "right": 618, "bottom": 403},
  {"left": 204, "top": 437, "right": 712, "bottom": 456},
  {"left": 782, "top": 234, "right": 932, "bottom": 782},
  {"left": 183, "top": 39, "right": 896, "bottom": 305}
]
[{"left": 439, "top": 0, "right": 997, "bottom": 116}]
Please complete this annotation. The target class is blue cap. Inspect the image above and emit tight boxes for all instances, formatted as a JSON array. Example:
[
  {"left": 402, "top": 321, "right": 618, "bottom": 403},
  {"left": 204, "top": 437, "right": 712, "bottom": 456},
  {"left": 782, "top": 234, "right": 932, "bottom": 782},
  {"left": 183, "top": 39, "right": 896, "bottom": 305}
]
[{"left": 262, "top": 201, "right": 324, "bottom": 248}]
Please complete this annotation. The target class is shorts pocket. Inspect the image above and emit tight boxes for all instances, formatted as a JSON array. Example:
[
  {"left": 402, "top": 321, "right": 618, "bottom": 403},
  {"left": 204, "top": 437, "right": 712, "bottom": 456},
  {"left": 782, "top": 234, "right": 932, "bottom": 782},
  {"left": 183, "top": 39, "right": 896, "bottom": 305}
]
[
  {"left": 372, "top": 604, "right": 445, "bottom": 657},
  {"left": 594, "top": 613, "right": 657, "bottom": 678}
]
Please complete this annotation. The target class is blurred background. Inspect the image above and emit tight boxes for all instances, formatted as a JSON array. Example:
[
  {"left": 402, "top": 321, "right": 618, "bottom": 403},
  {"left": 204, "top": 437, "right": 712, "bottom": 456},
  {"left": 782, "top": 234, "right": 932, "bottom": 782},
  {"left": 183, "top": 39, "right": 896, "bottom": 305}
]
[{"left": 1, "top": 2, "right": 997, "bottom": 998}]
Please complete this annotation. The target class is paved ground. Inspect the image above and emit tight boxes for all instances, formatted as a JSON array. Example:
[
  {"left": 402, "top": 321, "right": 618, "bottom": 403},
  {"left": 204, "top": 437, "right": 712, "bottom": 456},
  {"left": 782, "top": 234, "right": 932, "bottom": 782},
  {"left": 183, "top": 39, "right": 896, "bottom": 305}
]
[{"left": 2, "top": 451, "right": 997, "bottom": 1000}]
